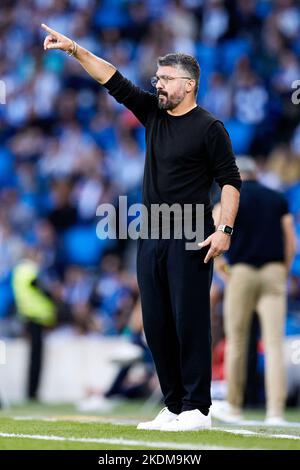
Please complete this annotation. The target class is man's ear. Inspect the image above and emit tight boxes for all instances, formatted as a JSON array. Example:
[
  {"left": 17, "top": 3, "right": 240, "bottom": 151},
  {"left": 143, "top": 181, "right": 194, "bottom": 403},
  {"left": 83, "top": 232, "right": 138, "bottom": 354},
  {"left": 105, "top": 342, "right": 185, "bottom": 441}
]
[{"left": 186, "top": 79, "right": 195, "bottom": 94}]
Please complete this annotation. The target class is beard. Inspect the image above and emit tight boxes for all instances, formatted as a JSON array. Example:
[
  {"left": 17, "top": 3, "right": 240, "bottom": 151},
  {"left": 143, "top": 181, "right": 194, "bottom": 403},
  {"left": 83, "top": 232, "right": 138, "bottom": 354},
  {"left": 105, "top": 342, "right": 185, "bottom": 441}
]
[{"left": 157, "top": 91, "right": 185, "bottom": 110}]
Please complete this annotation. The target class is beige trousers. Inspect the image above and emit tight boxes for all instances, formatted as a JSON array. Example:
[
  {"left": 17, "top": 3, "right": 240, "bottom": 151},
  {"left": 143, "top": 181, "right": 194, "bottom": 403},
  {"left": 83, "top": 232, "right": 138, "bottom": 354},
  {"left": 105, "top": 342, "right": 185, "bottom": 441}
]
[{"left": 224, "top": 262, "right": 287, "bottom": 417}]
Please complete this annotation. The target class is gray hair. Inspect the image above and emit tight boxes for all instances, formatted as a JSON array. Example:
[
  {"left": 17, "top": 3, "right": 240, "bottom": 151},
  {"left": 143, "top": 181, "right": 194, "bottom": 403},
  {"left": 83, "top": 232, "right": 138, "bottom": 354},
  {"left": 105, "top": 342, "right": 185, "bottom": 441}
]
[{"left": 157, "top": 53, "right": 201, "bottom": 97}]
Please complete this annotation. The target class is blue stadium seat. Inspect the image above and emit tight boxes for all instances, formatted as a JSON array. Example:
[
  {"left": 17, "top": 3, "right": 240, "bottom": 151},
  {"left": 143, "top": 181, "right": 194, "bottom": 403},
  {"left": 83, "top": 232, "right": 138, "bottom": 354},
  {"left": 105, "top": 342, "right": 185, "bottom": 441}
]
[
  {"left": 62, "top": 225, "right": 115, "bottom": 266},
  {"left": 285, "top": 183, "right": 300, "bottom": 216},
  {"left": 285, "top": 314, "right": 300, "bottom": 336},
  {"left": 0, "top": 148, "right": 15, "bottom": 187},
  {"left": 196, "top": 43, "right": 218, "bottom": 99},
  {"left": 0, "top": 275, "right": 14, "bottom": 318},
  {"left": 223, "top": 119, "right": 254, "bottom": 154},
  {"left": 196, "top": 42, "right": 218, "bottom": 74},
  {"left": 93, "top": 0, "right": 129, "bottom": 29},
  {"left": 220, "top": 39, "right": 252, "bottom": 75}
]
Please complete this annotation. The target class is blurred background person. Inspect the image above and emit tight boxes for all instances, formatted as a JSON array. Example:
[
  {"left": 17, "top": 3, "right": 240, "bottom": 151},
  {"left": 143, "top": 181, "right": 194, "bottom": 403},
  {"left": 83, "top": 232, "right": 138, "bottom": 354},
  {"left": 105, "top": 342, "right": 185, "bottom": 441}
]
[
  {"left": 211, "top": 156, "right": 297, "bottom": 425},
  {"left": 12, "top": 246, "right": 59, "bottom": 400}
]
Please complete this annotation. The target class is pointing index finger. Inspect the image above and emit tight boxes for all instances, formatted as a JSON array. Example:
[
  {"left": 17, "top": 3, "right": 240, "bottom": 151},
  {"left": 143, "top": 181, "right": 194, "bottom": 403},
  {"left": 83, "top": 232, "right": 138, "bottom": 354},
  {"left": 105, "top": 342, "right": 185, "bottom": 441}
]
[{"left": 41, "top": 23, "right": 57, "bottom": 35}]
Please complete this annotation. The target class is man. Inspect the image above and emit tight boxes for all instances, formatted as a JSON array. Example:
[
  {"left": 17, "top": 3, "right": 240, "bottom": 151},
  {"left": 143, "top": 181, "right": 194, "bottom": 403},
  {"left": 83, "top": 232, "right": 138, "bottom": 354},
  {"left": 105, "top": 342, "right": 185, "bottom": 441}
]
[
  {"left": 212, "top": 156, "right": 296, "bottom": 425},
  {"left": 12, "top": 246, "right": 56, "bottom": 400},
  {"left": 42, "top": 24, "right": 241, "bottom": 431}
]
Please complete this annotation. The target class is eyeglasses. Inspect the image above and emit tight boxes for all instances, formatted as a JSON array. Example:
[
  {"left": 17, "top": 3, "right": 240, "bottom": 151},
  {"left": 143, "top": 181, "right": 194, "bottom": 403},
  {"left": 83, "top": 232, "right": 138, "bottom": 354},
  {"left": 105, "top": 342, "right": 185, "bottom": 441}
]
[{"left": 150, "top": 75, "right": 192, "bottom": 87}]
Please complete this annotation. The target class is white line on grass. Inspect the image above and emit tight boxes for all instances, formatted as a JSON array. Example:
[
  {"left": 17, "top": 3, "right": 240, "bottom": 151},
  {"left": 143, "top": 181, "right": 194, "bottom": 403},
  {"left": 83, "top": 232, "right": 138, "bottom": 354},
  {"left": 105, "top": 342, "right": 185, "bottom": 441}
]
[
  {"left": 234, "top": 419, "right": 300, "bottom": 429},
  {"left": 216, "top": 428, "right": 300, "bottom": 441},
  {"left": 0, "top": 433, "right": 234, "bottom": 450}
]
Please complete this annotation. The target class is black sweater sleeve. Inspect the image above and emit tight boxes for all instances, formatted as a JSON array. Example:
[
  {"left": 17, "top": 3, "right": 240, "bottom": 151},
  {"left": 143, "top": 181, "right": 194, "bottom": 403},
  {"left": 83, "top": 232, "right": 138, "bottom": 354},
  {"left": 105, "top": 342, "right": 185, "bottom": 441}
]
[
  {"left": 103, "top": 70, "right": 158, "bottom": 126},
  {"left": 205, "top": 121, "right": 242, "bottom": 192}
]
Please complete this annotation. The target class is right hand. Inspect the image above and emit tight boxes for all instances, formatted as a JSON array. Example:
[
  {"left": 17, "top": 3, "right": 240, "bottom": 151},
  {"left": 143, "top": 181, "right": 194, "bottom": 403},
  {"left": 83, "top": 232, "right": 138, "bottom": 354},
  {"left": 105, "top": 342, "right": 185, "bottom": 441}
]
[{"left": 41, "top": 23, "right": 73, "bottom": 52}]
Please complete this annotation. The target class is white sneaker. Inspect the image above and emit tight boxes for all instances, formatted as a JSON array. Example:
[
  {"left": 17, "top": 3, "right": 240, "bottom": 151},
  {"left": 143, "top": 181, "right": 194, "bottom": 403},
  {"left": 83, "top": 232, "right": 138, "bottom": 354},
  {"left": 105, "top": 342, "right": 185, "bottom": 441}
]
[
  {"left": 265, "top": 416, "right": 287, "bottom": 426},
  {"left": 160, "top": 409, "right": 211, "bottom": 432},
  {"left": 210, "top": 400, "right": 243, "bottom": 423},
  {"left": 137, "top": 407, "right": 178, "bottom": 430}
]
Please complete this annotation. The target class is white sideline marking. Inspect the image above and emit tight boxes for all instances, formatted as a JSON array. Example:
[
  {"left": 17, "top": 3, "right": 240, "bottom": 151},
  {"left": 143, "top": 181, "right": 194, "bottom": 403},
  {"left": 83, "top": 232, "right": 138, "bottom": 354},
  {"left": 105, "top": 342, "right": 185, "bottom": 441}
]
[
  {"left": 217, "top": 428, "right": 300, "bottom": 441},
  {"left": 0, "top": 433, "right": 233, "bottom": 450},
  {"left": 234, "top": 419, "right": 300, "bottom": 429}
]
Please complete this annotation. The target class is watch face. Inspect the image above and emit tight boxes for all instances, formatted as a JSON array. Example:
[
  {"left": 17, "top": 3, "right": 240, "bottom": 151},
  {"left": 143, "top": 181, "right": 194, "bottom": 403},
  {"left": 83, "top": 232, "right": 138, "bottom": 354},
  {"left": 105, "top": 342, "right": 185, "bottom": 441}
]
[{"left": 224, "top": 226, "right": 233, "bottom": 234}]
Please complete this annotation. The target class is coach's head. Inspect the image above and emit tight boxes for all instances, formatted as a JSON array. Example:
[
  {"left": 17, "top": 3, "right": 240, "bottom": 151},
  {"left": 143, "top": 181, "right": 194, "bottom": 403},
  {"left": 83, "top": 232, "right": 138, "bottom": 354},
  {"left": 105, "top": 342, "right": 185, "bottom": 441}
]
[{"left": 151, "top": 53, "right": 200, "bottom": 111}]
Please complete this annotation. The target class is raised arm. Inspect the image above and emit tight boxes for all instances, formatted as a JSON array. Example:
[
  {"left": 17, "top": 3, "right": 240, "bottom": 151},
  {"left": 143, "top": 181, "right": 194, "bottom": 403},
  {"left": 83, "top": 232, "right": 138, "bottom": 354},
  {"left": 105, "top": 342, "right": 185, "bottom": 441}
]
[
  {"left": 41, "top": 23, "right": 157, "bottom": 126},
  {"left": 41, "top": 23, "right": 116, "bottom": 84}
]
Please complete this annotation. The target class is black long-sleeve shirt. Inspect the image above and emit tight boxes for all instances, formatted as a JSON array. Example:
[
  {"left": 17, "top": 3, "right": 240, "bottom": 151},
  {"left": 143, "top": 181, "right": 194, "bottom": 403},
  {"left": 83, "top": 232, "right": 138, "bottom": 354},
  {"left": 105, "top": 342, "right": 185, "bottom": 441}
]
[{"left": 104, "top": 71, "right": 241, "bottom": 220}]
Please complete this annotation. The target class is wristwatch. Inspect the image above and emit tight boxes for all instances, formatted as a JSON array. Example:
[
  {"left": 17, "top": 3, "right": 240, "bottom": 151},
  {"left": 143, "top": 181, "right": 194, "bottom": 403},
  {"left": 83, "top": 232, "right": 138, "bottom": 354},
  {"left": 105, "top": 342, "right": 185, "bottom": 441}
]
[{"left": 217, "top": 224, "right": 234, "bottom": 236}]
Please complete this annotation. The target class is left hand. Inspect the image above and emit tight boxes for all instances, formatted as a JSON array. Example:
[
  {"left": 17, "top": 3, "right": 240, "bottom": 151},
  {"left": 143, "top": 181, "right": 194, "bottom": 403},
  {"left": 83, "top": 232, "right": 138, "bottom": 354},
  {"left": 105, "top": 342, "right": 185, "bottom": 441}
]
[
  {"left": 198, "top": 231, "right": 231, "bottom": 264},
  {"left": 41, "top": 23, "right": 73, "bottom": 52}
]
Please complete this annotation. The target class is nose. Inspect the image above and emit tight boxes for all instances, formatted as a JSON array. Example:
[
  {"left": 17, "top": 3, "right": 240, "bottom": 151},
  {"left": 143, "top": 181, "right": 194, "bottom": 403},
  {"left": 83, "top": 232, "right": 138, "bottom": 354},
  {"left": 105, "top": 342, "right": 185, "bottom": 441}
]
[{"left": 155, "top": 77, "right": 164, "bottom": 90}]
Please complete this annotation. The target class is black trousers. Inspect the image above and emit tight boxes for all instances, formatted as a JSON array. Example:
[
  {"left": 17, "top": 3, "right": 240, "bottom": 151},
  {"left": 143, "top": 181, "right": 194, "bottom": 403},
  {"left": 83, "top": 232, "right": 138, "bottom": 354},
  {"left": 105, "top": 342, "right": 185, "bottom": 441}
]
[{"left": 136, "top": 227, "right": 214, "bottom": 414}]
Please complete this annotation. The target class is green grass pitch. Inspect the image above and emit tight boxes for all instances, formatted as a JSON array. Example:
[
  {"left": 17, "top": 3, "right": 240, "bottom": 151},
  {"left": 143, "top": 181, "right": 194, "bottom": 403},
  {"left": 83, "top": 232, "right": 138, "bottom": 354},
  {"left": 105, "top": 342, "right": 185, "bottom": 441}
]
[{"left": 1, "top": 401, "right": 300, "bottom": 450}]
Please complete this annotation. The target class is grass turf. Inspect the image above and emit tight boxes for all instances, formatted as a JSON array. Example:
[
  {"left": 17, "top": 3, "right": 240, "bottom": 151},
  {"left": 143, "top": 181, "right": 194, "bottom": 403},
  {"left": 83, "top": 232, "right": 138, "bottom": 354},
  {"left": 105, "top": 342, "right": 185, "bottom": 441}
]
[{"left": 0, "top": 401, "right": 300, "bottom": 450}]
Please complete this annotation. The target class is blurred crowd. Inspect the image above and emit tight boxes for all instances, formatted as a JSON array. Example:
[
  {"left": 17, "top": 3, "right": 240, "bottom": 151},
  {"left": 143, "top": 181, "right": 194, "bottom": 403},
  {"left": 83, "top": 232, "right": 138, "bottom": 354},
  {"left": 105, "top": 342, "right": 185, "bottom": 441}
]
[{"left": 0, "top": 0, "right": 300, "bottom": 341}]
